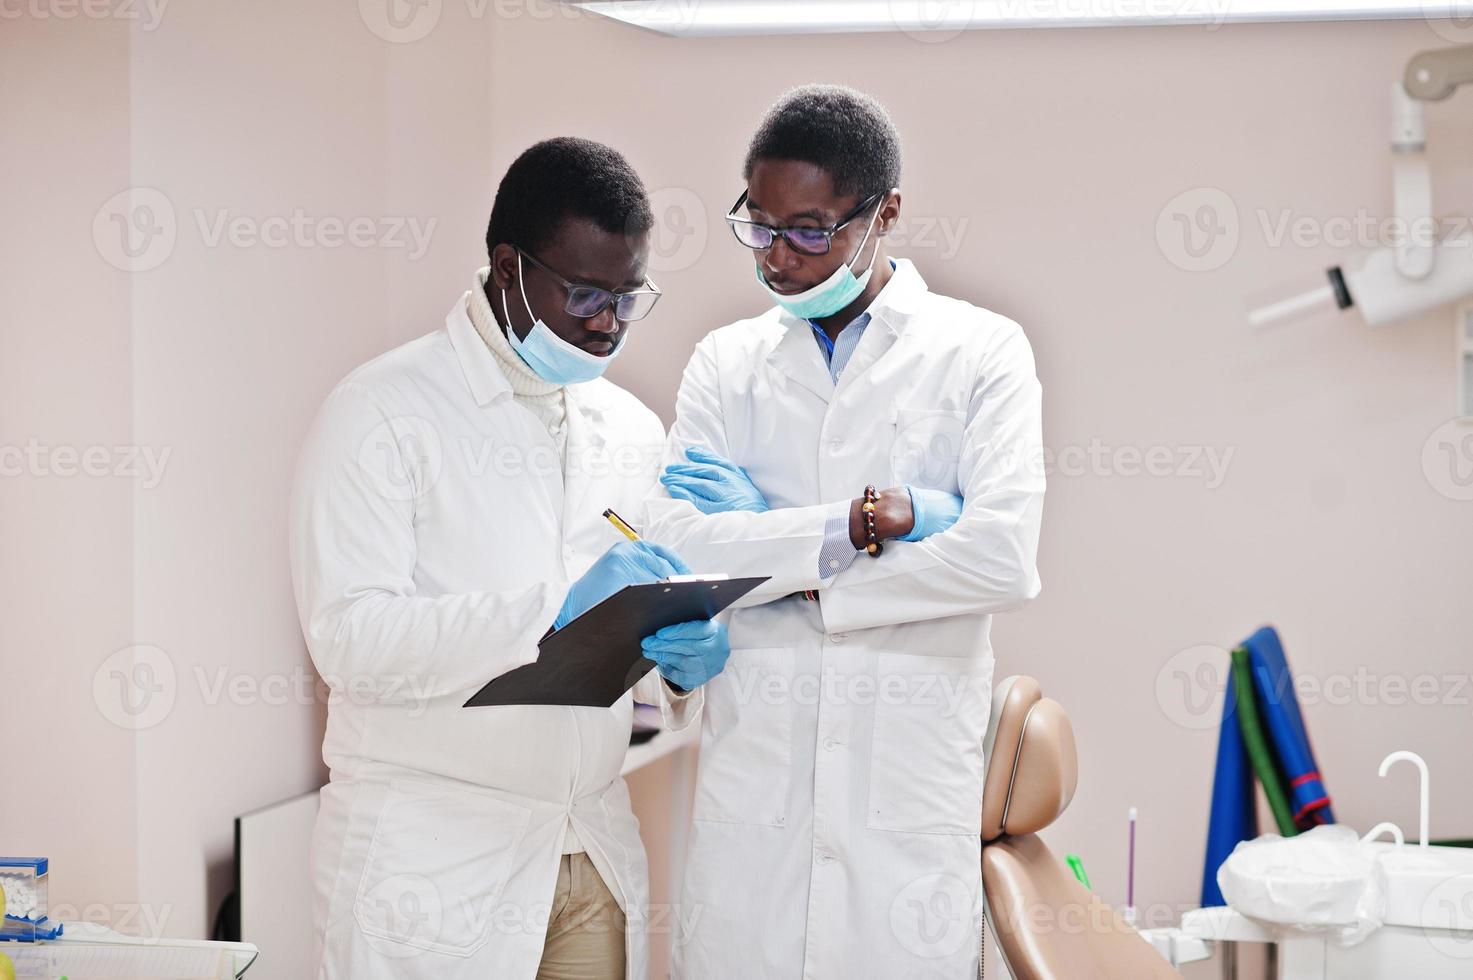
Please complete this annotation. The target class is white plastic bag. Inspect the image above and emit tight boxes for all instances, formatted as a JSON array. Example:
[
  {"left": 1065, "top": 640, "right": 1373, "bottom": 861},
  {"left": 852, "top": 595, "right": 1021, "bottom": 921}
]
[{"left": 1217, "top": 825, "right": 1386, "bottom": 946}]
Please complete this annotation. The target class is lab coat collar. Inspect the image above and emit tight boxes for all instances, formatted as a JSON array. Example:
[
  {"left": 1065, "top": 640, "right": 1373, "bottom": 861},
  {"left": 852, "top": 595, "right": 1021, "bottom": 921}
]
[
  {"left": 767, "top": 258, "right": 928, "bottom": 401},
  {"left": 446, "top": 292, "right": 514, "bottom": 407}
]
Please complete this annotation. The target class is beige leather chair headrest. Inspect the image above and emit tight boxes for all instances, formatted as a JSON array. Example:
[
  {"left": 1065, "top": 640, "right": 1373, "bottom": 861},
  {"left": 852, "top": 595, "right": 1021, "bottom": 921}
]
[{"left": 980, "top": 676, "right": 1078, "bottom": 842}]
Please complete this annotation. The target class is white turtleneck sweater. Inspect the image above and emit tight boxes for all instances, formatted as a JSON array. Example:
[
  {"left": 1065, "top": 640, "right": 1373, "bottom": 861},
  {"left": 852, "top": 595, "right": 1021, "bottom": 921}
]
[{"left": 466, "top": 267, "right": 569, "bottom": 461}]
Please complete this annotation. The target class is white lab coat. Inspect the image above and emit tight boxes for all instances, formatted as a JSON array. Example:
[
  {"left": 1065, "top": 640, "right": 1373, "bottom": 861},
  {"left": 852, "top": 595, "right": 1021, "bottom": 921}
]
[
  {"left": 289, "top": 294, "right": 700, "bottom": 980},
  {"left": 640, "top": 259, "right": 1045, "bottom": 979}
]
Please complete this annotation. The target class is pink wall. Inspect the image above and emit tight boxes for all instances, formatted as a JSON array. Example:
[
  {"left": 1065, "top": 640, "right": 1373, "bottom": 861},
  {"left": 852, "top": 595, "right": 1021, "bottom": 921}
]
[
  {"left": 2, "top": 10, "right": 140, "bottom": 931},
  {"left": 5, "top": 7, "right": 1470, "bottom": 978}
]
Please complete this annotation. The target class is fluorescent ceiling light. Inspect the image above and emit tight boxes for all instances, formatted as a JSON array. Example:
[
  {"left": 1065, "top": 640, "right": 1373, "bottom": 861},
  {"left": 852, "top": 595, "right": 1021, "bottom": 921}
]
[{"left": 569, "top": 1, "right": 1468, "bottom": 37}]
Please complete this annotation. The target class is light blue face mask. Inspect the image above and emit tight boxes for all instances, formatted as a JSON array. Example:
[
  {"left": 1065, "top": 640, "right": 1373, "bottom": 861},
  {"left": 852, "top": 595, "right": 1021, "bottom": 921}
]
[
  {"left": 501, "top": 252, "right": 625, "bottom": 386},
  {"left": 756, "top": 199, "right": 883, "bottom": 320}
]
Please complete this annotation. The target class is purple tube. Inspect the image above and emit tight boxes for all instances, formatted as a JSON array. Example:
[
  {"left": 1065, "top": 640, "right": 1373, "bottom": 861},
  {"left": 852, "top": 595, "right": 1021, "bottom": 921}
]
[{"left": 1127, "top": 807, "right": 1137, "bottom": 910}]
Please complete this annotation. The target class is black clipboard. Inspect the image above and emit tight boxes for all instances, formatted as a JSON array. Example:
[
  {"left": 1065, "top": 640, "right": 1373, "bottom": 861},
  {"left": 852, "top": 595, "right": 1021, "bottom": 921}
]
[{"left": 463, "top": 575, "right": 770, "bottom": 709}]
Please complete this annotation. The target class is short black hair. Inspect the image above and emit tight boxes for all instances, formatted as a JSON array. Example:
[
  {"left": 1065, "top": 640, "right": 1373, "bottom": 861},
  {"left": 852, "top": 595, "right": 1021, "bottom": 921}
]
[
  {"left": 744, "top": 84, "right": 902, "bottom": 201},
  {"left": 486, "top": 137, "right": 653, "bottom": 258}
]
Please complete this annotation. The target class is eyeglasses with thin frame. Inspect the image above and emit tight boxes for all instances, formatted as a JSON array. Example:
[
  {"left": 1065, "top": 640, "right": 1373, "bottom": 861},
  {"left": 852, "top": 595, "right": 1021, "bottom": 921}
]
[
  {"left": 518, "top": 248, "right": 662, "bottom": 322},
  {"left": 725, "top": 190, "right": 883, "bottom": 256}
]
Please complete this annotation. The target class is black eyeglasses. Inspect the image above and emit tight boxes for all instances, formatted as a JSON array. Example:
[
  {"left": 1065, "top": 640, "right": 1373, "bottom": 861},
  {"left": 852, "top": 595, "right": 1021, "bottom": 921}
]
[
  {"left": 518, "top": 249, "right": 662, "bottom": 322},
  {"left": 725, "top": 190, "right": 883, "bottom": 256}
]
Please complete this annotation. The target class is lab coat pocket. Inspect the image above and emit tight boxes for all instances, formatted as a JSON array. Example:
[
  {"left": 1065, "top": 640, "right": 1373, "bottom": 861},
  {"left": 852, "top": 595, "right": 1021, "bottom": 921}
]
[
  {"left": 868, "top": 653, "right": 991, "bottom": 835},
  {"left": 890, "top": 407, "right": 967, "bottom": 494},
  {"left": 353, "top": 780, "right": 531, "bottom": 957},
  {"left": 693, "top": 648, "right": 794, "bottom": 827}
]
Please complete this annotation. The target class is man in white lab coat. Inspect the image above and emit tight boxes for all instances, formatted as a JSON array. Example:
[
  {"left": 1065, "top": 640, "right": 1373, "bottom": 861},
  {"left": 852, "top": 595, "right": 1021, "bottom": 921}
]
[
  {"left": 290, "top": 138, "right": 730, "bottom": 980},
  {"left": 642, "top": 86, "right": 1046, "bottom": 977}
]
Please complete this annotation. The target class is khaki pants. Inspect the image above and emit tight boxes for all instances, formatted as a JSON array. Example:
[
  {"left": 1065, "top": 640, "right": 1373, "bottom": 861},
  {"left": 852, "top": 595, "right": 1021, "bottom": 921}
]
[{"left": 535, "top": 853, "right": 626, "bottom": 980}]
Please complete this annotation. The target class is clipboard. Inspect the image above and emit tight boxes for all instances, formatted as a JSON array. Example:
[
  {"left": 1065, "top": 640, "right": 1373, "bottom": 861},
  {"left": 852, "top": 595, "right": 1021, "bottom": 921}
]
[{"left": 463, "top": 575, "right": 770, "bottom": 709}]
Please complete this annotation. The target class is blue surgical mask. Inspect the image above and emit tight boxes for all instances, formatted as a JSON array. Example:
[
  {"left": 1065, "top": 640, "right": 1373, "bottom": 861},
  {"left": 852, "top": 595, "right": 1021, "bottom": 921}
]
[
  {"left": 756, "top": 202, "right": 882, "bottom": 320},
  {"left": 501, "top": 252, "right": 624, "bottom": 385}
]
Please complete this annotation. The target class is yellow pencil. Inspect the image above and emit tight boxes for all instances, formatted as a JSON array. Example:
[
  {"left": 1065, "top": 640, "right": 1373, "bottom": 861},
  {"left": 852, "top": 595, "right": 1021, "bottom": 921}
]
[{"left": 603, "top": 508, "right": 640, "bottom": 541}]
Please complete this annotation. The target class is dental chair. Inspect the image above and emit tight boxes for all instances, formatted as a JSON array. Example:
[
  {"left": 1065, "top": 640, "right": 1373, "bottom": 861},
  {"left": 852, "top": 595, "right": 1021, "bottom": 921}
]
[{"left": 981, "top": 676, "right": 1184, "bottom": 980}]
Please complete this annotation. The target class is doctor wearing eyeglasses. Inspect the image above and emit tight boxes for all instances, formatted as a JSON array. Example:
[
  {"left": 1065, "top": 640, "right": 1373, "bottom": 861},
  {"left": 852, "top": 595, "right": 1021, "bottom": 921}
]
[
  {"left": 291, "top": 138, "right": 731, "bottom": 980},
  {"left": 639, "top": 85, "right": 1046, "bottom": 978}
]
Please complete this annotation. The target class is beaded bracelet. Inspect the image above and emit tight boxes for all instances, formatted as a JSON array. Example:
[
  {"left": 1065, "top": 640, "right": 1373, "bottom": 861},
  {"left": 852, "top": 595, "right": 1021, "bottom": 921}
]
[{"left": 862, "top": 484, "right": 883, "bottom": 557}]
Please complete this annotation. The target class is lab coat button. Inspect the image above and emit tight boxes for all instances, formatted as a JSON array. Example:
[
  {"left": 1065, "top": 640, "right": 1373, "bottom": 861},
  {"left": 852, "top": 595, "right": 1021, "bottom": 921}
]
[
  {"left": 829, "top": 632, "right": 845, "bottom": 644},
  {"left": 823, "top": 737, "right": 840, "bottom": 751}
]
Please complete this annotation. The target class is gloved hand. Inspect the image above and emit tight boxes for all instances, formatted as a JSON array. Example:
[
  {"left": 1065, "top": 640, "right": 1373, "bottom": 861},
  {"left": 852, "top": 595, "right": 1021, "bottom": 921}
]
[
  {"left": 659, "top": 446, "right": 770, "bottom": 515},
  {"left": 897, "top": 485, "right": 964, "bottom": 542},
  {"left": 641, "top": 619, "right": 730, "bottom": 691},
  {"left": 555, "top": 540, "right": 691, "bottom": 630}
]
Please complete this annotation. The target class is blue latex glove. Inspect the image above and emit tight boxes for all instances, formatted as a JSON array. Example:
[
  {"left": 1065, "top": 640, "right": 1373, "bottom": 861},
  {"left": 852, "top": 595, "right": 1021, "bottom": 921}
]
[
  {"left": 659, "top": 446, "right": 770, "bottom": 515},
  {"left": 641, "top": 619, "right": 730, "bottom": 691},
  {"left": 555, "top": 540, "right": 691, "bottom": 630},
  {"left": 897, "top": 485, "right": 965, "bottom": 542}
]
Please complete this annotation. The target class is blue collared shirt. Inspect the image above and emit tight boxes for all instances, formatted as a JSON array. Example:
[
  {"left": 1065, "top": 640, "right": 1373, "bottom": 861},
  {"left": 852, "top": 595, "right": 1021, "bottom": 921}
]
[{"left": 808, "top": 311, "right": 872, "bottom": 383}]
